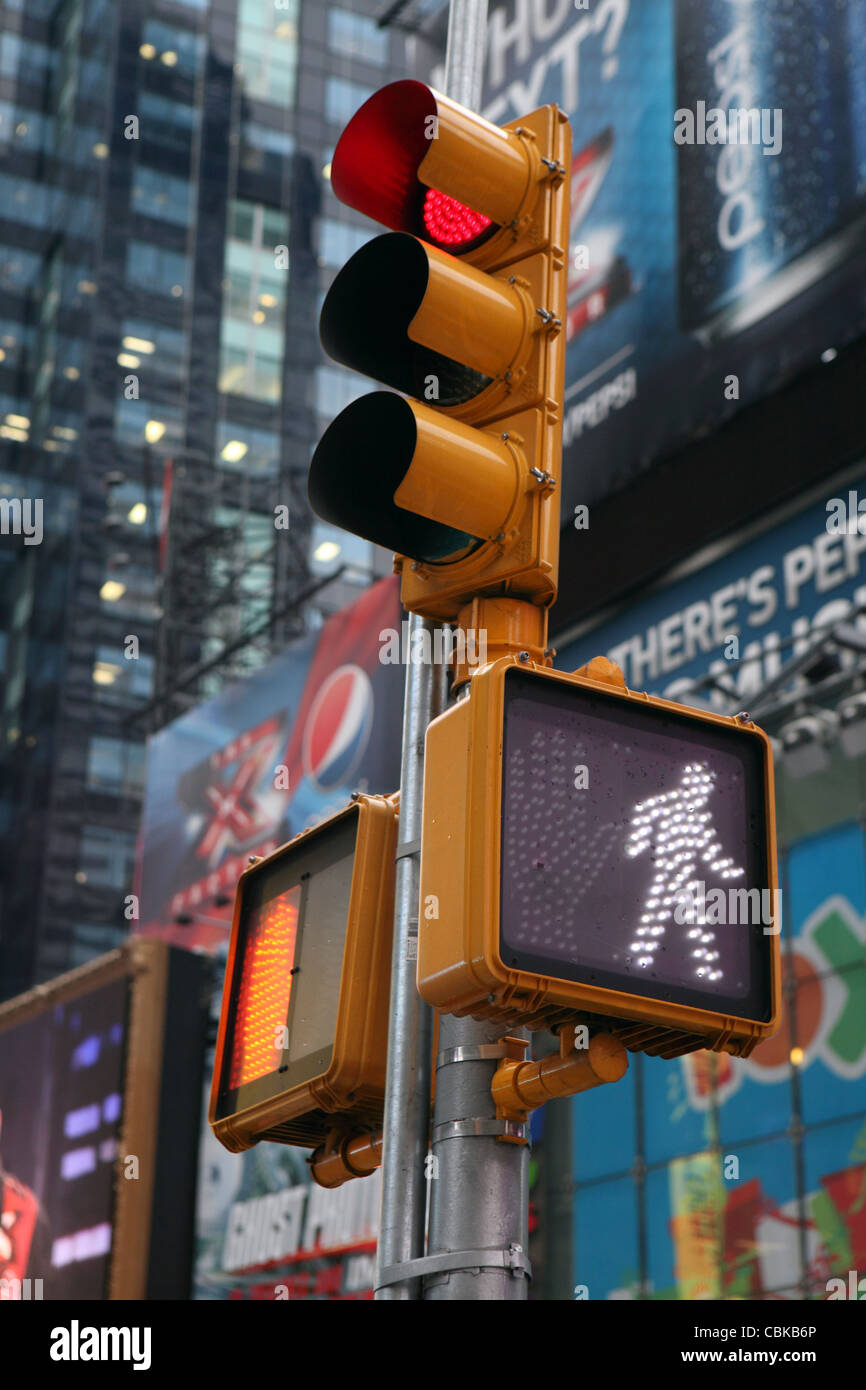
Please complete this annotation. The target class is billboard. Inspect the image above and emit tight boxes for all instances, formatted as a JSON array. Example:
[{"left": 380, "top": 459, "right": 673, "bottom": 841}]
[
  {"left": 556, "top": 472, "right": 866, "bottom": 1299},
  {"left": 480, "top": 1, "right": 866, "bottom": 519},
  {"left": 195, "top": 1084, "right": 378, "bottom": 1300},
  {"left": 135, "top": 577, "right": 403, "bottom": 951},
  {"left": 0, "top": 941, "right": 208, "bottom": 1300}
]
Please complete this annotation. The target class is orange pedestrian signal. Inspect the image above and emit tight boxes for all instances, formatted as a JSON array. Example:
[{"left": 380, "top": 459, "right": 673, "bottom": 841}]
[
  {"left": 309, "top": 81, "right": 572, "bottom": 621},
  {"left": 209, "top": 794, "right": 397, "bottom": 1154},
  {"left": 418, "top": 657, "right": 781, "bottom": 1060}
]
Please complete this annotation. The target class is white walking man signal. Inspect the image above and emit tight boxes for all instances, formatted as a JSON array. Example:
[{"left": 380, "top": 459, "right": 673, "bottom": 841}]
[{"left": 625, "top": 762, "right": 744, "bottom": 983}]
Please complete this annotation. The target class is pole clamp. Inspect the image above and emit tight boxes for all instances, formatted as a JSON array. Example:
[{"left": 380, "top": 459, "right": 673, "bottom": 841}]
[
  {"left": 376, "top": 1242, "right": 532, "bottom": 1291},
  {"left": 432, "top": 1117, "right": 528, "bottom": 1144},
  {"left": 435, "top": 1042, "right": 513, "bottom": 1069},
  {"left": 395, "top": 837, "right": 421, "bottom": 860}
]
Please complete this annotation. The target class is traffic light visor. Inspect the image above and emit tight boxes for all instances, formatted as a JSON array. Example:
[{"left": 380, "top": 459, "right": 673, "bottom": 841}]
[
  {"left": 308, "top": 392, "right": 484, "bottom": 563},
  {"left": 500, "top": 669, "right": 775, "bottom": 1023},
  {"left": 330, "top": 80, "right": 530, "bottom": 248}
]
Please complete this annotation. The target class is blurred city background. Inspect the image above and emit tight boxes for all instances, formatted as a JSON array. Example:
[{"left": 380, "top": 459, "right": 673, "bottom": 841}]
[{"left": 0, "top": 0, "right": 865, "bottom": 1302}]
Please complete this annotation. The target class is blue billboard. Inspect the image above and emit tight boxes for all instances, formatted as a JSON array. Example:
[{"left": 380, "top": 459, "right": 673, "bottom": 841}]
[
  {"left": 558, "top": 474, "right": 866, "bottom": 1299},
  {"left": 481, "top": 0, "right": 866, "bottom": 518}
]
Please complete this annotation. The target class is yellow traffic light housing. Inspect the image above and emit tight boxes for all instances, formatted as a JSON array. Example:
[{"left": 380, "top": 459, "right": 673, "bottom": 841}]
[
  {"left": 209, "top": 794, "right": 397, "bottom": 1154},
  {"left": 418, "top": 657, "right": 781, "bottom": 1060},
  {"left": 309, "top": 81, "right": 572, "bottom": 621}
]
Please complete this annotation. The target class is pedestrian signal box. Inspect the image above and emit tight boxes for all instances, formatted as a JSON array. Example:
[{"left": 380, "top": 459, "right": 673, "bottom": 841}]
[
  {"left": 418, "top": 658, "right": 781, "bottom": 1059},
  {"left": 209, "top": 794, "right": 397, "bottom": 1153}
]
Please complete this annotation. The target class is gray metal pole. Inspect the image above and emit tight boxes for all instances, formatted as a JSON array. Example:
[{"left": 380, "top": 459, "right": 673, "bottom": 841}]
[
  {"left": 443, "top": 0, "right": 489, "bottom": 107},
  {"left": 375, "top": 614, "right": 440, "bottom": 1299},
  {"left": 422, "top": 0, "right": 531, "bottom": 1304}
]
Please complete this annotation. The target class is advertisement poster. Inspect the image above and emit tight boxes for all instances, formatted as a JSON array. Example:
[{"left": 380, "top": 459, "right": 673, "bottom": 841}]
[
  {"left": 195, "top": 1086, "right": 378, "bottom": 1301},
  {"left": 135, "top": 576, "right": 403, "bottom": 951},
  {"left": 480, "top": 0, "right": 866, "bottom": 517},
  {"left": 558, "top": 476, "right": 866, "bottom": 1298},
  {"left": 0, "top": 979, "right": 128, "bottom": 1301}
]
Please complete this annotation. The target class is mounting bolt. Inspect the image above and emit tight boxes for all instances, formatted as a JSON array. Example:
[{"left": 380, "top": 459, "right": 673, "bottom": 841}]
[
  {"left": 501, "top": 432, "right": 509, "bottom": 440},
  {"left": 735, "top": 711, "right": 752, "bottom": 724},
  {"left": 248, "top": 856, "right": 260, "bottom": 865},
  {"left": 518, "top": 650, "right": 530, "bottom": 662},
  {"left": 487, "top": 993, "right": 496, "bottom": 1004}
]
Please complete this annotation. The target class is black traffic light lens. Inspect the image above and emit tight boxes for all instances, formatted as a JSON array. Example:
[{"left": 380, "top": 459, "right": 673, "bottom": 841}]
[
  {"left": 320, "top": 234, "right": 492, "bottom": 406},
  {"left": 500, "top": 670, "right": 773, "bottom": 1022},
  {"left": 308, "top": 392, "right": 481, "bottom": 564}
]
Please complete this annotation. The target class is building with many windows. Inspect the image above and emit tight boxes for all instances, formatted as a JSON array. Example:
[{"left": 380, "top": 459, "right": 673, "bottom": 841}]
[{"left": 0, "top": 0, "right": 428, "bottom": 998}]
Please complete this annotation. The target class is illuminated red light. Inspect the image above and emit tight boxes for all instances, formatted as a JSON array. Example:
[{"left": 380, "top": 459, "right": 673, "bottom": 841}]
[
  {"left": 422, "top": 188, "right": 493, "bottom": 249},
  {"left": 229, "top": 889, "right": 299, "bottom": 1089}
]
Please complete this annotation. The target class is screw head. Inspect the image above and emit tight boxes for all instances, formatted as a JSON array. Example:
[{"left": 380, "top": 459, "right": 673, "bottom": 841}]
[
  {"left": 518, "top": 650, "right": 530, "bottom": 662},
  {"left": 248, "top": 856, "right": 259, "bottom": 864}
]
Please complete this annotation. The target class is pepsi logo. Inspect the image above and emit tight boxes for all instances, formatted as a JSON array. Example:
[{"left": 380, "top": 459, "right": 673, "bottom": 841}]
[{"left": 302, "top": 664, "right": 374, "bottom": 792}]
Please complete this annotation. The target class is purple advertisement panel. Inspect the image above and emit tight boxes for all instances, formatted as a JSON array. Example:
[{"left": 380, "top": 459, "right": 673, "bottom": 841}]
[
  {"left": 0, "top": 980, "right": 128, "bottom": 1301},
  {"left": 135, "top": 577, "right": 403, "bottom": 951}
]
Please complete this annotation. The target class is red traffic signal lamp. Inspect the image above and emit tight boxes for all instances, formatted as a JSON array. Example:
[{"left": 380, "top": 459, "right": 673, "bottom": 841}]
[
  {"left": 309, "top": 81, "right": 572, "bottom": 622},
  {"left": 209, "top": 794, "right": 397, "bottom": 1155},
  {"left": 418, "top": 657, "right": 781, "bottom": 1060}
]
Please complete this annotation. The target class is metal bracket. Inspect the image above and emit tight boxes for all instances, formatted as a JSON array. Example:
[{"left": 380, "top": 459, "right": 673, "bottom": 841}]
[
  {"left": 395, "top": 837, "right": 421, "bottom": 860},
  {"left": 432, "top": 1117, "right": 528, "bottom": 1144},
  {"left": 435, "top": 1043, "right": 512, "bottom": 1069},
  {"left": 376, "top": 1242, "right": 532, "bottom": 1291}
]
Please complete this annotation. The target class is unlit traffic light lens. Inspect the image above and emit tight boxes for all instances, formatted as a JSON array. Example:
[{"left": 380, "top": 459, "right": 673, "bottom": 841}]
[
  {"left": 228, "top": 887, "right": 299, "bottom": 1088},
  {"left": 500, "top": 670, "right": 773, "bottom": 1022}
]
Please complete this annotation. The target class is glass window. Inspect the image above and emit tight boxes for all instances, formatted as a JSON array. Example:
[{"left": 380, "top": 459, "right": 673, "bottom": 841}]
[
  {"left": 114, "top": 397, "right": 184, "bottom": 448},
  {"left": 314, "top": 364, "right": 366, "bottom": 421},
  {"left": 139, "top": 91, "right": 198, "bottom": 152},
  {"left": 86, "top": 738, "right": 146, "bottom": 795},
  {"left": 325, "top": 77, "right": 373, "bottom": 128},
  {"left": 0, "top": 173, "right": 51, "bottom": 229},
  {"left": 79, "top": 827, "right": 137, "bottom": 889},
  {"left": 0, "top": 249, "right": 41, "bottom": 292},
  {"left": 236, "top": 0, "right": 299, "bottom": 106},
  {"left": 127, "top": 240, "right": 188, "bottom": 297},
  {"left": 119, "top": 318, "right": 186, "bottom": 377},
  {"left": 104, "top": 478, "right": 164, "bottom": 536},
  {"left": 0, "top": 34, "right": 55, "bottom": 84},
  {"left": 140, "top": 20, "right": 204, "bottom": 78},
  {"left": 216, "top": 420, "right": 280, "bottom": 476},
  {"left": 0, "top": 102, "right": 53, "bottom": 152},
  {"left": 240, "top": 121, "right": 295, "bottom": 176},
  {"left": 310, "top": 521, "right": 371, "bottom": 578},
  {"left": 92, "top": 644, "right": 155, "bottom": 704},
  {"left": 131, "top": 166, "right": 193, "bottom": 226},
  {"left": 319, "top": 218, "right": 371, "bottom": 268},
  {"left": 328, "top": 9, "right": 389, "bottom": 66},
  {"left": 219, "top": 199, "right": 288, "bottom": 403},
  {"left": 99, "top": 563, "right": 159, "bottom": 621}
]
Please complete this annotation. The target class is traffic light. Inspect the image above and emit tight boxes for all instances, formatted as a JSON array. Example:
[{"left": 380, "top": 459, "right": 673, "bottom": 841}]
[
  {"left": 309, "top": 81, "right": 572, "bottom": 621},
  {"left": 418, "top": 657, "right": 781, "bottom": 1059},
  {"left": 209, "top": 794, "right": 397, "bottom": 1154}
]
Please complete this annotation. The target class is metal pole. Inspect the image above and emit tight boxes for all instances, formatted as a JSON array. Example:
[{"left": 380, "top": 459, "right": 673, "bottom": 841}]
[
  {"left": 443, "top": 0, "right": 489, "bottom": 107},
  {"left": 375, "top": 613, "right": 439, "bottom": 1299},
  {"left": 422, "top": 0, "right": 531, "bottom": 1303},
  {"left": 542, "top": 1096, "right": 574, "bottom": 1300}
]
